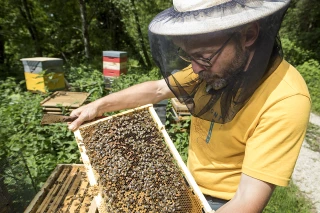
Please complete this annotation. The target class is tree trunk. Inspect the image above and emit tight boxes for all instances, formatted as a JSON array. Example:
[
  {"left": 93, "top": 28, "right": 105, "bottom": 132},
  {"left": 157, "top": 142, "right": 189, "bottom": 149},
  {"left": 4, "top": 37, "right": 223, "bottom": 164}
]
[
  {"left": 19, "top": 0, "right": 43, "bottom": 57},
  {"left": 130, "top": 0, "right": 152, "bottom": 68},
  {"left": 79, "top": 0, "right": 91, "bottom": 60}
]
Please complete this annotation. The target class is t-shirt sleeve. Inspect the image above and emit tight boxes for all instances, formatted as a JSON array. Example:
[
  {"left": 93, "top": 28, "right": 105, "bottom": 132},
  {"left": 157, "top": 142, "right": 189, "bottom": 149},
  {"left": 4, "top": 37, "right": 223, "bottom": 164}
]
[
  {"left": 167, "top": 65, "right": 199, "bottom": 96},
  {"left": 242, "top": 94, "right": 311, "bottom": 186}
]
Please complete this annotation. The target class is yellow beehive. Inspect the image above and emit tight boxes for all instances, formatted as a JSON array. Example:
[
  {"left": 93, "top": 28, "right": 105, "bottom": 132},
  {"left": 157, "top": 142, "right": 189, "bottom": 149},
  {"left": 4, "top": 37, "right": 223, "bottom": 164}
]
[{"left": 21, "top": 57, "right": 65, "bottom": 93}]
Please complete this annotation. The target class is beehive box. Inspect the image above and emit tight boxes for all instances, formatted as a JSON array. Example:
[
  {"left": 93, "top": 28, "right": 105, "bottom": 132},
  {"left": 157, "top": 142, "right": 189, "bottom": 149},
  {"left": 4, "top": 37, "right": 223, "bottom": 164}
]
[
  {"left": 171, "top": 98, "right": 191, "bottom": 121},
  {"left": 20, "top": 57, "right": 65, "bottom": 93},
  {"left": 171, "top": 98, "right": 190, "bottom": 116},
  {"left": 74, "top": 104, "right": 212, "bottom": 213},
  {"left": 24, "top": 164, "right": 98, "bottom": 213},
  {"left": 102, "top": 51, "right": 127, "bottom": 77}
]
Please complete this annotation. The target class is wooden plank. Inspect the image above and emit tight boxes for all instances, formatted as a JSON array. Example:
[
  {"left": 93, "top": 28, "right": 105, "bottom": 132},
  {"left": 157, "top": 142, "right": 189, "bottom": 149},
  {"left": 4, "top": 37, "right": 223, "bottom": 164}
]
[
  {"left": 46, "top": 167, "right": 79, "bottom": 212},
  {"left": 40, "top": 91, "right": 89, "bottom": 108},
  {"left": 44, "top": 111, "right": 63, "bottom": 115},
  {"left": 43, "top": 107, "right": 75, "bottom": 112},
  {"left": 87, "top": 199, "right": 98, "bottom": 213},
  {"left": 36, "top": 166, "right": 71, "bottom": 213},
  {"left": 39, "top": 91, "right": 58, "bottom": 105}
]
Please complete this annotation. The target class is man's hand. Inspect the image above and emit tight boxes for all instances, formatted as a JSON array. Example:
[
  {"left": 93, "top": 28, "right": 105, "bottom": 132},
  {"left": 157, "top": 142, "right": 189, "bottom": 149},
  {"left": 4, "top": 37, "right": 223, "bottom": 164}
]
[
  {"left": 68, "top": 102, "right": 101, "bottom": 131},
  {"left": 214, "top": 173, "right": 275, "bottom": 213},
  {"left": 67, "top": 79, "right": 174, "bottom": 131}
]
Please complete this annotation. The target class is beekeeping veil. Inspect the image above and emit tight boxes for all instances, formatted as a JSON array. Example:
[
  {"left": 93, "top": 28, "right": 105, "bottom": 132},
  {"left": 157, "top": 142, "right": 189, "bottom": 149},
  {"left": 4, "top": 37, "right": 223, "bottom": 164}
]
[{"left": 148, "top": 0, "right": 290, "bottom": 123}]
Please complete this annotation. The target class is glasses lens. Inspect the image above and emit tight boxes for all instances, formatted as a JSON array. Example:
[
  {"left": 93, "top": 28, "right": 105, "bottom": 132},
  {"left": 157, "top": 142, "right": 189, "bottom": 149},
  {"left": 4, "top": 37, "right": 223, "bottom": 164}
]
[
  {"left": 196, "top": 59, "right": 211, "bottom": 67},
  {"left": 178, "top": 49, "right": 211, "bottom": 66},
  {"left": 178, "top": 49, "right": 192, "bottom": 62}
]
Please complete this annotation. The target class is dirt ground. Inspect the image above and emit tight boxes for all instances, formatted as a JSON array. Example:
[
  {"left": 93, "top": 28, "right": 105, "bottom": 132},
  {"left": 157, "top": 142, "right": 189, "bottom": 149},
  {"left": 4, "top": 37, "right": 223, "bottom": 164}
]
[{"left": 292, "top": 113, "right": 320, "bottom": 213}]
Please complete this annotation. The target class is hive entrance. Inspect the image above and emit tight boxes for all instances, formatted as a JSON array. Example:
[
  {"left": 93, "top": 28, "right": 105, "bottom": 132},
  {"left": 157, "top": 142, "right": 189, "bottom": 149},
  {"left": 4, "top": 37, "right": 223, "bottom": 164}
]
[{"left": 77, "top": 107, "right": 206, "bottom": 213}]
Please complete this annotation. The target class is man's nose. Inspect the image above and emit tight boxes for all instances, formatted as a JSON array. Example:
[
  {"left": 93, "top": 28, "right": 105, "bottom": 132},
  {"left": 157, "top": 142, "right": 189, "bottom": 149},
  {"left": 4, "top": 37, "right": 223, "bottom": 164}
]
[{"left": 191, "top": 61, "right": 206, "bottom": 74}]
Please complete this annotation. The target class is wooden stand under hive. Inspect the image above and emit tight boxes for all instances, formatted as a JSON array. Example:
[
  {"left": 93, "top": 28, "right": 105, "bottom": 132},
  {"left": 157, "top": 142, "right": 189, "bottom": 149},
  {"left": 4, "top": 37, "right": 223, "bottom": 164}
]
[
  {"left": 24, "top": 164, "right": 98, "bottom": 213},
  {"left": 74, "top": 104, "right": 213, "bottom": 213}
]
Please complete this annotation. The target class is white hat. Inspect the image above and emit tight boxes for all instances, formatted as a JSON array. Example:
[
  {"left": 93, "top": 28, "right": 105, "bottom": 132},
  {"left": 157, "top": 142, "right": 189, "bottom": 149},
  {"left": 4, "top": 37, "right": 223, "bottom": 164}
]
[{"left": 149, "top": 0, "right": 290, "bottom": 35}]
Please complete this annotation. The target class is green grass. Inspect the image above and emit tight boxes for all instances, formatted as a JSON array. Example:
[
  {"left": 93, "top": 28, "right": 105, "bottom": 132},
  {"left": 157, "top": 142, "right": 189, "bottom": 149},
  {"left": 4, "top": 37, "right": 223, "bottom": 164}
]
[
  {"left": 264, "top": 181, "right": 315, "bottom": 213},
  {"left": 305, "top": 122, "right": 320, "bottom": 152}
]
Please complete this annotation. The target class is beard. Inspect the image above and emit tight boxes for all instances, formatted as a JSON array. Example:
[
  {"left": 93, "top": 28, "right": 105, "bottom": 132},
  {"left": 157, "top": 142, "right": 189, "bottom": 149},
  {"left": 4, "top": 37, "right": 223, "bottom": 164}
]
[{"left": 198, "top": 45, "right": 250, "bottom": 91}]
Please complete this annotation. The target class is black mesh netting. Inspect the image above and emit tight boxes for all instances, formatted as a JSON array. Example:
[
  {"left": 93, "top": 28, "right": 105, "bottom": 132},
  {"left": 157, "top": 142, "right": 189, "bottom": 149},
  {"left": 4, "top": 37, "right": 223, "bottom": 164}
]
[{"left": 148, "top": 0, "right": 289, "bottom": 123}]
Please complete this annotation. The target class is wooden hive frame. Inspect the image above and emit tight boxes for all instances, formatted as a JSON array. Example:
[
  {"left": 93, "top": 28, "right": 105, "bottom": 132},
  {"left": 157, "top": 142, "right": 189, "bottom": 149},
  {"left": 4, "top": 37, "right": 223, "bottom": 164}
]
[
  {"left": 24, "top": 164, "right": 98, "bottom": 213},
  {"left": 74, "top": 104, "right": 213, "bottom": 213}
]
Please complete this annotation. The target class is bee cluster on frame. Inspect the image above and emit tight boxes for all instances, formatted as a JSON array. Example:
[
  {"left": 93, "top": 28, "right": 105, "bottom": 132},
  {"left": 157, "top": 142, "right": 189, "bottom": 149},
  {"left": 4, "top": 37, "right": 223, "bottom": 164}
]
[{"left": 79, "top": 109, "right": 203, "bottom": 213}]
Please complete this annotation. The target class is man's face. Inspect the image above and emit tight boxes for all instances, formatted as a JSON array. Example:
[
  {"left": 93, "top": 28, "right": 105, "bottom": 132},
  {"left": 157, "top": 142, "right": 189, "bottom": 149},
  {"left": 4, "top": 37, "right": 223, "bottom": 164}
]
[{"left": 178, "top": 33, "right": 250, "bottom": 90}]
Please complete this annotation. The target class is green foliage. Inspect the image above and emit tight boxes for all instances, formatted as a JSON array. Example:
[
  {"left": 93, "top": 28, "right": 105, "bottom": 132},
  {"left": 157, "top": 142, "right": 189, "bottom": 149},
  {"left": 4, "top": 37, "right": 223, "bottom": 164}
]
[
  {"left": 65, "top": 65, "right": 107, "bottom": 101},
  {"left": 0, "top": 0, "right": 173, "bottom": 79},
  {"left": 105, "top": 0, "right": 172, "bottom": 67},
  {"left": 281, "top": 37, "right": 312, "bottom": 66},
  {"left": 305, "top": 122, "right": 320, "bottom": 152},
  {"left": 165, "top": 101, "right": 190, "bottom": 163},
  {"left": 296, "top": 59, "right": 320, "bottom": 113},
  {"left": 264, "top": 182, "right": 314, "bottom": 213},
  {"left": 280, "top": 37, "right": 320, "bottom": 114},
  {"left": 111, "top": 62, "right": 161, "bottom": 93},
  {"left": 0, "top": 78, "right": 80, "bottom": 212},
  {"left": 281, "top": 0, "right": 320, "bottom": 62}
]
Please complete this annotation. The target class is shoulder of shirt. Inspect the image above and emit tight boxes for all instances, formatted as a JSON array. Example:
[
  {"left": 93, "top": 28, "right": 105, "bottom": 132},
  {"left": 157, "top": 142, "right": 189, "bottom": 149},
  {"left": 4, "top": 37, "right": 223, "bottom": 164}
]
[{"left": 264, "top": 59, "right": 310, "bottom": 99}]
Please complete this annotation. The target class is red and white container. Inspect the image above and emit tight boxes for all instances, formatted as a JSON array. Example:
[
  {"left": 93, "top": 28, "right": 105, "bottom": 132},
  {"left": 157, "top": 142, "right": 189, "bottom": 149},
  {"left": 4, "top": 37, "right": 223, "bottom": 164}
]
[{"left": 102, "top": 51, "right": 127, "bottom": 77}]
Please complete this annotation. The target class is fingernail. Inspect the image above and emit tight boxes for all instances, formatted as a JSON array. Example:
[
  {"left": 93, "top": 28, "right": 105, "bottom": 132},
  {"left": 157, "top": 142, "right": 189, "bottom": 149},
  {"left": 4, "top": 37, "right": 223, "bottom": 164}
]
[{"left": 69, "top": 124, "right": 74, "bottom": 130}]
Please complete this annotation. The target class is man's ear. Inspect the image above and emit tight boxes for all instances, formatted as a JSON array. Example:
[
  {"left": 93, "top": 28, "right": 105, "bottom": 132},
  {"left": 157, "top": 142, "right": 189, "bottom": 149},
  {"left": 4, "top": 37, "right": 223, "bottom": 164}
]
[{"left": 242, "top": 22, "right": 259, "bottom": 48}]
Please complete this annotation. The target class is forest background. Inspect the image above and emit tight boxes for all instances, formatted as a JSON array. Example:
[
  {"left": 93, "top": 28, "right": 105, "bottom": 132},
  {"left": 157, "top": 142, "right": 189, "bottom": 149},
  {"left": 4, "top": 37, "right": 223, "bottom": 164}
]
[{"left": 0, "top": 0, "right": 319, "bottom": 212}]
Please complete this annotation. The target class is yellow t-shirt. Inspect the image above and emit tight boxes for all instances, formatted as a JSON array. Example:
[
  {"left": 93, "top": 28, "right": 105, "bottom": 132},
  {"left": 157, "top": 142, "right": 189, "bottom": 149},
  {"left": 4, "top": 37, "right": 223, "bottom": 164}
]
[{"left": 169, "top": 60, "right": 311, "bottom": 200}]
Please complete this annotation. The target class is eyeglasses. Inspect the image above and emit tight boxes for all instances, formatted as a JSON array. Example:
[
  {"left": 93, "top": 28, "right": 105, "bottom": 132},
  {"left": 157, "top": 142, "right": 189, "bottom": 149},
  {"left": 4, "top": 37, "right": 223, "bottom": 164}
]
[{"left": 177, "top": 33, "right": 235, "bottom": 67}]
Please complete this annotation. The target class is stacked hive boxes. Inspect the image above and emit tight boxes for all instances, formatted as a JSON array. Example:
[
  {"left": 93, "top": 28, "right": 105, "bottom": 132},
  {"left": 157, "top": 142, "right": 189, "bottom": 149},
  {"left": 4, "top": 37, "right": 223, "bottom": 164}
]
[
  {"left": 20, "top": 57, "right": 65, "bottom": 93},
  {"left": 102, "top": 51, "right": 127, "bottom": 89}
]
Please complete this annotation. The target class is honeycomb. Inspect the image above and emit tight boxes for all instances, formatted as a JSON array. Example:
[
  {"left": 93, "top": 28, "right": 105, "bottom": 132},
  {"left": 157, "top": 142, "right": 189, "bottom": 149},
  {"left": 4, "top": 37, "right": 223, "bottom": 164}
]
[{"left": 79, "top": 108, "right": 204, "bottom": 213}]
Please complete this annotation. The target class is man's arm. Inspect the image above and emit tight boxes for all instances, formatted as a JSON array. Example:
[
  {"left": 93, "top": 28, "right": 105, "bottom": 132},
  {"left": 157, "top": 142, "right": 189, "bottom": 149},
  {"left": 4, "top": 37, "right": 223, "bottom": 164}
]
[
  {"left": 68, "top": 79, "right": 174, "bottom": 130},
  {"left": 214, "top": 173, "right": 275, "bottom": 213}
]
